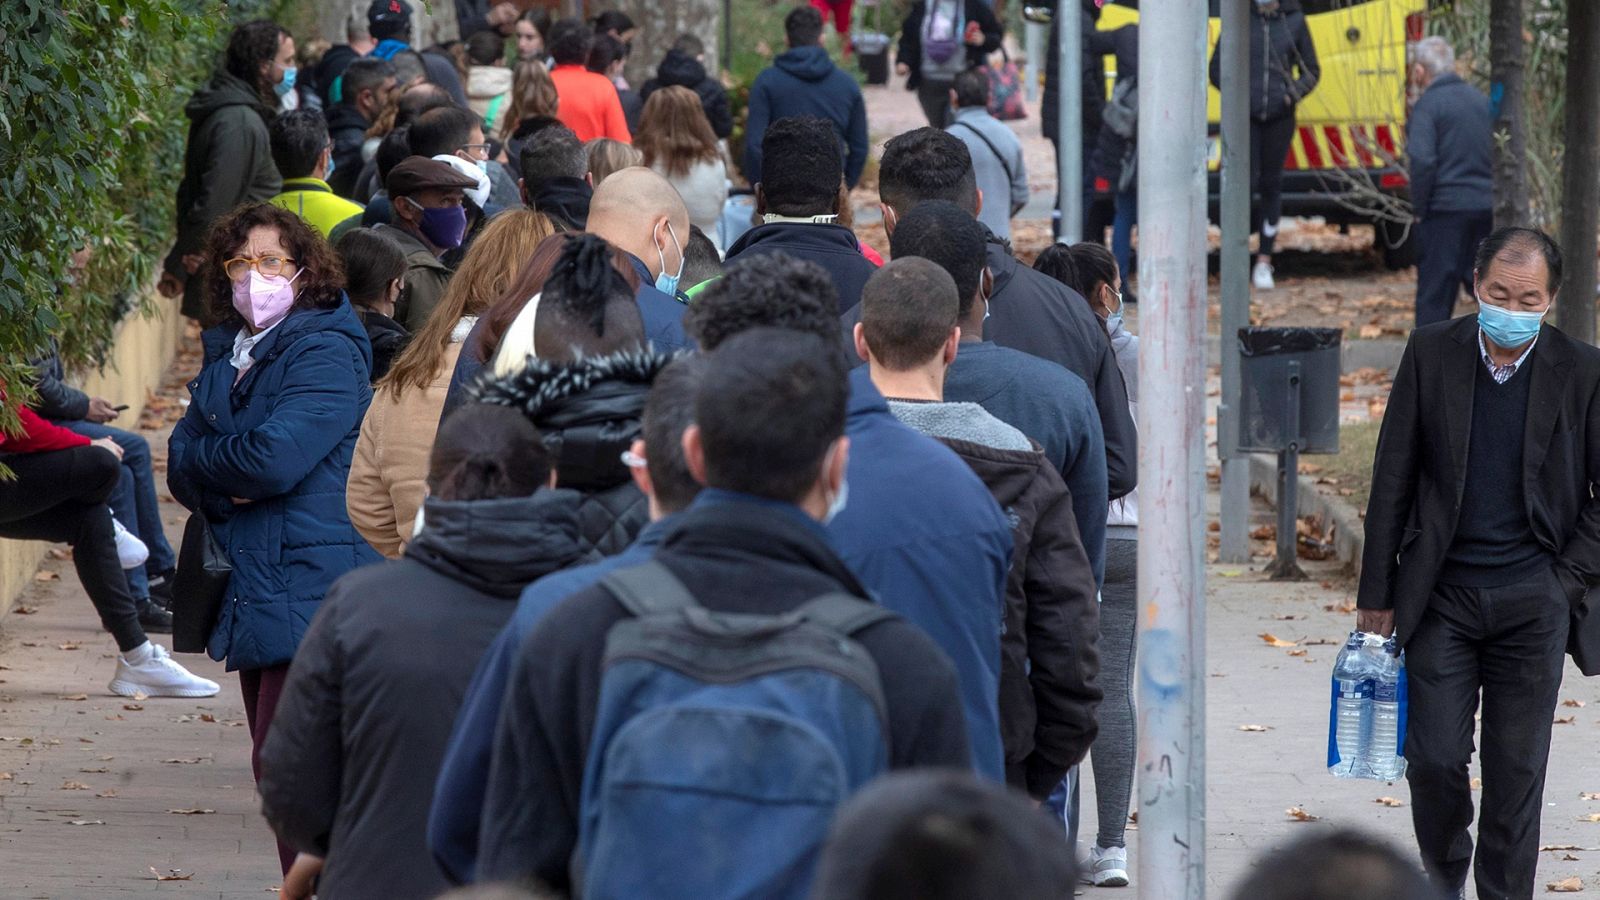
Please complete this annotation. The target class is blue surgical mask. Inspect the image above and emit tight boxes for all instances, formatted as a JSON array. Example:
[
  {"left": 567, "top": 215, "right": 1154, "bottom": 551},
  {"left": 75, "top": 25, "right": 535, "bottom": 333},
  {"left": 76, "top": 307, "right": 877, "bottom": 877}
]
[
  {"left": 822, "top": 444, "right": 850, "bottom": 525},
  {"left": 1477, "top": 297, "right": 1545, "bottom": 349},
  {"left": 324, "top": 151, "right": 335, "bottom": 179},
  {"left": 654, "top": 221, "right": 684, "bottom": 296},
  {"left": 274, "top": 66, "right": 297, "bottom": 97},
  {"left": 1106, "top": 309, "right": 1125, "bottom": 334}
]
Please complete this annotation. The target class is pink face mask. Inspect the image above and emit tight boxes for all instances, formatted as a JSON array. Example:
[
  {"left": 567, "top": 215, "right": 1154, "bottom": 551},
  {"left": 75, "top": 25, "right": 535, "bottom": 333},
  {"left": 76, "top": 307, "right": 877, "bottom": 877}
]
[{"left": 231, "top": 270, "right": 300, "bottom": 330}]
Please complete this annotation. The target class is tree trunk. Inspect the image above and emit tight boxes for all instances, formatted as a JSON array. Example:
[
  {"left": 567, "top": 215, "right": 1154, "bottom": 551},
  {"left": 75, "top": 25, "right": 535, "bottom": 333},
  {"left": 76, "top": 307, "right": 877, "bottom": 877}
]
[
  {"left": 1557, "top": 0, "right": 1600, "bottom": 343},
  {"left": 1489, "top": 0, "right": 1530, "bottom": 228},
  {"left": 620, "top": 0, "right": 722, "bottom": 88}
]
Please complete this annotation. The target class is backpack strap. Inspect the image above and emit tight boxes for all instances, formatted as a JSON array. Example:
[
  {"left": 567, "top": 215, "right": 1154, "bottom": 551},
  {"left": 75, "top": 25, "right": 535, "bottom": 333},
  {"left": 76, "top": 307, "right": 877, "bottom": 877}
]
[
  {"left": 795, "top": 592, "right": 898, "bottom": 639},
  {"left": 601, "top": 560, "right": 699, "bottom": 618},
  {"left": 950, "top": 120, "right": 1015, "bottom": 187}
]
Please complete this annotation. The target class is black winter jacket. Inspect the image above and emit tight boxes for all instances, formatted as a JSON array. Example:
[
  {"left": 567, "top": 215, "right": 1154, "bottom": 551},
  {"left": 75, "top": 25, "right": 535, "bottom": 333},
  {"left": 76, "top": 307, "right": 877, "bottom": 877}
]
[
  {"left": 472, "top": 349, "right": 676, "bottom": 557},
  {"left": 359, "top": 308, "right": 410, "bottom": 384},
  {"left": 1208, "top": 5, "right": 1320, "bottom": 122},
  {"left": 897, "top": 0, "right": 1004, "bottom": 90},
  {"left": 640, "top": 50, "right": 733, "bottom": 139},
  {"left": 259, "top": 490, "right": 586, "bottom": 900},
  {"left": 724, "top": 222, "right": 878, "bottom": 315},
  {"left": 324, "top": 103, "right": 369, "bottom": 200},
  {"left": 28, "top": 343, "right": 90, "bottom": 422},
  {"left": 1087, "top": 25, "right": 1138, "bottom": 188},
  {"left": 1041, "top": 6, "right": 1107, "bottom": 146}
]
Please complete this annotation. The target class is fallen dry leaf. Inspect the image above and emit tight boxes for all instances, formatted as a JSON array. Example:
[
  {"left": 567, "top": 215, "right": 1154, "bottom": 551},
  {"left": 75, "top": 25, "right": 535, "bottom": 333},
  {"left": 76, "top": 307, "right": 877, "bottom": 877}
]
[
  {"left": 162, "top": 758, "right": 203, "bottom": 765},
  {"left": 78, "top": 767, "right": 108, "bottom": 774},
  {"left": 1472, "top": 777, "right": 1483, "bottom": 791},
  {"left": 1556, "top": 716, "right": 1578, "bottom": 725},
  {"left": 95, "top": 789, "right": 118, "bottom": 798},
  {"left": 199, "top": 713, "right": 217, "bottom": 723},
  {"left": 1565, "top": 853, "right": 1582, "bottom": 861},
  {"left": 167, "top": 808, "right": 215, "bottom": 815},
  {"left": 58, "top": 693, "right": 88, "bottom": 701},
  {"left": 1303, "top": 638, "right": 1340, "bottom": 646},
  {"left": 68, "top": 819, "right": 105, "bottom": 826},
  {"left": 60, "top": 780, "right": 91, "bottom": 791},
  {"left": 147, "top": 868, "right": 194, "bottom": 882},
  {"left": 1549, "top": 876, "right": 1583, "bottom": 892},
  {"left": 1565, "top": 699, "right": 1588, "bottom": 708},
  {"left": 56, "top": 642, "right": 80, "bottom": 651},
  {"left": 1324, "top": 599, "right": 1358, "bottom": 614},
  {"left": 1239, "top": 724, "right": 1272, "bottom": 732},
  {"left": 13, "top": 605, "right": 36, "bottom": 615},
  {"left": 0, "top": 772, "right": 11, "bottom": 781},
  {"left": 1583, "top": 793, "right": 1600, "bottom": 801},
  {"left": 1375, "top": 797, "right": 1405, "bottom": 807},
  {"left": 1288, "top": 649, "right": 1309, "bottom": 657},
  {"left": 122, "top": 704, "right": 143, "bottom": 711},
  {"left": 1272, "top": 613, "right": 1303, "bottom": 621},
  {"left": 1286, "top": 806, "right": 1319, "bottom": 822},
  {"left": 33, "top": 571, "right": 59, "bottom": 582},
  {"left": 1543, "top": 845, "right": 1585, "bottom": 852},
  {"left": 1259, "top": 633, "right": 1299, "bottom": 648}
]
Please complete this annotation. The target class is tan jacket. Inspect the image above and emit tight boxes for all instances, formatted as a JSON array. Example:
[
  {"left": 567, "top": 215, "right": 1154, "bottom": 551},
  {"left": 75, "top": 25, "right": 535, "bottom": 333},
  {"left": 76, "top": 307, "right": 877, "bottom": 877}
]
[{"left": 347, "top": 342, "right": 465, "bottom": 558}]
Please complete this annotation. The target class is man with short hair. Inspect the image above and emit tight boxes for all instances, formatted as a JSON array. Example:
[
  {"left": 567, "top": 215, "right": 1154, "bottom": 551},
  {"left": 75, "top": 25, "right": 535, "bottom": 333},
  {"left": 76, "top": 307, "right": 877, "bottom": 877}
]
[
  {"left": 1408, "top": 35, "right": 1494, "bottom": 328},
  {"left": 686, "top": 252, "right": 1014, "bottom": 785},
  {"left": 878, "top": 126, "right": 1137, "bottom": 503},
  {"left": 1359, "top": 227, "right": 1600, "bottom": 899},
  {"left": 856, "top": 254, "right": 1101, "bottom": 801},
  {"left": 946, "top": 68, "right": 1028, "bottom": 241},
  {"left": 517, "top": 123, "right": 592, "bottom": 229},
  {"left": 745, "top": 6, "right": 868, "bottom": 188},
  {"left": 268, "top": 109, "right": 366, "bottom": 238},
  {"left": 380, "top": 156, "right": 478, "bottom": 330},
  {"left": 476, "top": 329, "right": 971, "bottom": 892},
  {"left": 725, "top": 116, "right": 878, "bottom": 315},
  {"left": 583, "top": 167, "right": 694, "bottom": 351},
  {"left": 546, "top": 18, "right": 630, "bottom": 142},
  {"left": 325, "top": 57, "right": 396, "bottom": 198}
]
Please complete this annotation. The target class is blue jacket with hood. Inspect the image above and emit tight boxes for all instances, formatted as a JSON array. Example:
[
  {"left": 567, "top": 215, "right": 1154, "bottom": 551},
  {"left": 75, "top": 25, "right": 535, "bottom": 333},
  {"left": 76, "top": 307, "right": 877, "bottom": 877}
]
[
  {"left": 168, "top": 300, "right": 382, "bottom": 672},
  {"left": 744, "top": 45, "right": 869, "bottom": 188}
]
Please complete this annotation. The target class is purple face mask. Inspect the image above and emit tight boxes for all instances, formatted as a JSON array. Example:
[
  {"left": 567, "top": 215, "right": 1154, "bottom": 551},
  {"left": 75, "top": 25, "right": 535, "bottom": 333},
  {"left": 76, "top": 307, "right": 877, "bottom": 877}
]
[
  {"left": 408, "top": 198, "right": 468, "bottom": 250},
  {"left": 231, "top": 269, "right": 300, "bottom": 330}
]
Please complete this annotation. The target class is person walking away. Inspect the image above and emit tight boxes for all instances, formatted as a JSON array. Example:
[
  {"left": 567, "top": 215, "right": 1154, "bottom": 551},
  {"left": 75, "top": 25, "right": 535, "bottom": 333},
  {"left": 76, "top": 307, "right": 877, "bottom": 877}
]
[
  {"left": 474, "top": 328, "right": 972, "bottom": 894},
  {"left": 166, "top": 203, "right": 383, "bottom": 874},
  {"left": 268, "top": 110, "right": 366, "bottom": 238},
  {"left": 1408, "top": 36, "right": 1493, "bottom": 328},
  {"left": 945, "top": 68, "right": 1027, "bottom": 241},
  {"left": 744, "top": 6, "right": 868, "bottom": 189},
  {"left": 326, "top": 58, "right": 397, "bottom": 199},
  {"left": 637, "top": 87, "right": 728, "bottom": 253},
  {"left": 379, "top": 156, "right": 479, "bottom": 331},
  {"left": 1357, "top": 228, "right": 1600, "bottom": 899},
  {"left": 158, "top": 20, "right": 290, "bottom": 320},
  {"left": 1208, "top": 0, "right": 1319, "bottom": 290},
  {"left": 464, "top": 29, "right": 514, "bottom": 135},
  {"left": 497, "top": 59, "right": 559, "bottom": 145},
  {"left": 856, "top": 255, "right": 1102, "bottom": 804},
  {"left": 261, "top": 403, "right": 584, "bottom": 900},
  {"left": 335, "top": 228, "right": 410, "bottom": 382},
  {"left": 585, "top": 137, "right": 643, "bottom": 188},
  {"left": 1040, "top": 0, "right": 1110, "bottom": 240},
  {"left": 726, "top": 117, "right": 877, "bottom": 313},
  {"left": 545, "top": 18, "right": 631, "bottom": 142},
  {"left": 0, "top": 400, "right": 217, "bottom": 697},
  {"left": 896, "top": 0, "right": 1002, "bottom": 128},
  {"left": 1087, "top": 22, "right": 1139, "bottom": 288},
  {"left": 347, "top": 209, "right": 554, "bottom": 558},
  {"left": 517, "top": 123, "right": 593, "bottom": 230},
  {"left": 588, "top": 35, "right": 643, "bottom": 134},
  {"left": 640, "top": 34, "right": 734, "bottom": 140}
]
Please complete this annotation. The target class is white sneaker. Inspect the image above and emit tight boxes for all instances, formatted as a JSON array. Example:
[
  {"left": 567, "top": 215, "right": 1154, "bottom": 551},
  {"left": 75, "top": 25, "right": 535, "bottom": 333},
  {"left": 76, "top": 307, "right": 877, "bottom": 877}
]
[
  {"left": 109, "top": 644, "right": 219, "bottom": 698},
  {"left": 1079, "top": 844, "right": 1130, "bottom": 887},
  {"left": 111, "top": 514, "right": 148, "bottom": 570},
  {"left": 1252, "top": 259, "right": 1276, "bottom": 290}
]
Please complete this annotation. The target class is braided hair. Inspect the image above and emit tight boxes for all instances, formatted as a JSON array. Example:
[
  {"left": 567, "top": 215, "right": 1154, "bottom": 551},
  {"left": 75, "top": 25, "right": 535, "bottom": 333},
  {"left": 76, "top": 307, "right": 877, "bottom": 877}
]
[{"left": 542, "top": 234, "right": 634, "bottom": 340}]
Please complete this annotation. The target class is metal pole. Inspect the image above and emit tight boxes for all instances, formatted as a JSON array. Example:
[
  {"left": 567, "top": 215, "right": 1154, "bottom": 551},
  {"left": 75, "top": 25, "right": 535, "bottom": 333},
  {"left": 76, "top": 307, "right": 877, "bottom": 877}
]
[
  {"left": 1025, "top": 19, "right": 1043, "bottom": 103},
  {"left": 1557, "top": 0, "right": 1600, "bottom": 343},
  {"left": 1056, "top": 6, "right": 1082, "bottom": 243},
  {"left": 1218, "top": 0, "right": 1251, "bottom": 562},
  {"left": 1136, "top": 0, "right": 1209, "bottom": 897}
]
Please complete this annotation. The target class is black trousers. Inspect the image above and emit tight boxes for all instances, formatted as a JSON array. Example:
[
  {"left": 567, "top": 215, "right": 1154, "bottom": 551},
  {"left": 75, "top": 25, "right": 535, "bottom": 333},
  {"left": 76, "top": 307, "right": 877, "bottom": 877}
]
[
  {"left": 917, "top": 78, "right": 954, "bottom": 128},
  {"left": 0, "top": 446, "right": 145, "bottom": 651},
  {"left": 1404, "top": 568, "right": 1570, "bottom": 900},
  {"left": 1250, "top": 112, "right": 1297, "bottom": 256},
  {"left": 1415, "top": 209, "right": 1494, "bottom": 328}
]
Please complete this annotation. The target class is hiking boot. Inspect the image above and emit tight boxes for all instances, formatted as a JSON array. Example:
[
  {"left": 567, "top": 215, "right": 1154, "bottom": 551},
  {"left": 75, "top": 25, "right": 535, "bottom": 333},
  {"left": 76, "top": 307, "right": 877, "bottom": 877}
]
[
  {"left": 1079, "top": 844, "right": 1130, "bottom": 888},
  {"left": 112, "top": 515, "right": 148, "bottom": 570},
  {"left": 137, "top": 600, "right": 173, "bottom": 634},
  {"left": 108, "top": 643, "right": 219, "bottom": 698}
]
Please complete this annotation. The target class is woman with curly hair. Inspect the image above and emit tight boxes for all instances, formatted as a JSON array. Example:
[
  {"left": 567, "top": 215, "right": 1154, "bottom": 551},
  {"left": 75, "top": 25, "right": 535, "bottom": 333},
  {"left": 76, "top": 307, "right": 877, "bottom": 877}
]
[
  {"left": 636, "top": 86, "right": 727, "bottom": 252},
  {"left": 166, "top": 202, "right": 381, "bottom": 875}
]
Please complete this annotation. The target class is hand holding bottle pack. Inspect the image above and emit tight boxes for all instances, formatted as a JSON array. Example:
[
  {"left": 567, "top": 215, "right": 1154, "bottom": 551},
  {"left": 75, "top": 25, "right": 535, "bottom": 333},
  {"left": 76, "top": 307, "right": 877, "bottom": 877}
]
[{"left": 1327, "top": 631, "right": 1407, "bottom": 780}]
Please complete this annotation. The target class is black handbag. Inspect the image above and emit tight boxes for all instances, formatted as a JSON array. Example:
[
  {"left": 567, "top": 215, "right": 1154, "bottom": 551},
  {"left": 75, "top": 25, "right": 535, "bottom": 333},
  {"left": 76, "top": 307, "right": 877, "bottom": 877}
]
[{"left": 170, "top": 513, "right": 231, "bottom": 654}]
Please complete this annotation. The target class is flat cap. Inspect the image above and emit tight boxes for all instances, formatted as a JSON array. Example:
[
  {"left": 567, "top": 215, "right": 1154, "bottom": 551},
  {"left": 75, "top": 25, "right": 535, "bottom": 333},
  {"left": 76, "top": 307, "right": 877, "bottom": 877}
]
[{"left": 386, "top": 156, "right": 479, "bottom": 197}]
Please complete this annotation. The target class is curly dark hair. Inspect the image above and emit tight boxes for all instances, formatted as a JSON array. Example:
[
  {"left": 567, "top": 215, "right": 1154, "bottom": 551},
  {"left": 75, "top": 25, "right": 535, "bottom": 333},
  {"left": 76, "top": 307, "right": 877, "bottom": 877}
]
[
  {"left": 225, "top": 20, "right": 290, "bottom": 104},
  {"left": 685, "top": 252, "right": 841, "bottom": 351},
  {"left": 201, "top": 203, "right": 346, "bottom": 328}
]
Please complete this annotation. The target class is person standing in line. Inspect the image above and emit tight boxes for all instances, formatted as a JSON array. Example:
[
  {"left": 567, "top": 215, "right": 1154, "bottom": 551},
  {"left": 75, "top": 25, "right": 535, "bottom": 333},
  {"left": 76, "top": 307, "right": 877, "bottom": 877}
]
[
  {"left": 545, "top": 18, "right": 631, "bottom": 142},
  {"left": 637, "top": 87, "right": 729, "bottom": 254},
  {"left": 167, "top": 203, "right": 382, "bottom": 875},
  {"left": 945, "top": 68, "right": 1027, "bottom": 242},
  {"left": 1358, "top": 228, "right": 1600, "bottom": 899},
  {"left": 744, "top": 6, "right": 868, "bottom": 189},
  {"left": 464, "top": 29, "right": 515, "bottom": 135},
  {"left": 325, "top": 57, "right": 397, "bottom": 199},
  {"left": 268, "top": 110, "right": 367, "bottom": 239},
  {"left": 587, "top": 34, "right": 643, "bottom": 134},
  {"left": 639, "top": 34, "right": 734, "bottom": 140},
  {"left": 378, "top": 156, "right": 480, "bottom": 331},
  {"left": 1407, "top": 36, "right": 1493, "bottom": 328},
  {"left": 497, "top": 58, "right": 559, "bottom": 144},
  {"left": 514, "top": 8, "right": 551, "bottom": 63},
  {"left": 895, "top": 0, "right": 1002, "bottom": 128},
  {"left": 159, "top": 20, "right": 291, "bottom": 320},
  {"left": 585, "top": 136, "right": 643, "bottom": 188},
  {"left": 1209, "top": 0, "right": 1320, "bottom": 290},
  {"left": 335, "top": 228, "right": 410, "bottom": 384}
]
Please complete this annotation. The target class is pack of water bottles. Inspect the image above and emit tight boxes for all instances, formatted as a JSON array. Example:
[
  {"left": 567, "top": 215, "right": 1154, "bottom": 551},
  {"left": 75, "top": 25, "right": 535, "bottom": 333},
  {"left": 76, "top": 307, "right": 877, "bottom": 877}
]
[{"left": 1327, "top": 631, "right": 1407, "bottom": 780}]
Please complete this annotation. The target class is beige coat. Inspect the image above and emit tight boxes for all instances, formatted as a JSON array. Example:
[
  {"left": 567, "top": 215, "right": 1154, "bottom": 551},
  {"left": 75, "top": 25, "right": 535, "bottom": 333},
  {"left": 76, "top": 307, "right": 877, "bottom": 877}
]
[{"left": 347, "top": 342, "right": 465, "bottom": 558}]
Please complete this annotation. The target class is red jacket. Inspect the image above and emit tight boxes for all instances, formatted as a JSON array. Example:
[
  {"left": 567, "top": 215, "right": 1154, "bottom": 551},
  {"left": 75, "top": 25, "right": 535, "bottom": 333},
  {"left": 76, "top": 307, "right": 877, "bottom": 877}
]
[
  {"left": 550, "top": 65, "right": 631, "bottom": 143},
  {"left": 1, "top": 398, "right": 91, "bottom": 454}
]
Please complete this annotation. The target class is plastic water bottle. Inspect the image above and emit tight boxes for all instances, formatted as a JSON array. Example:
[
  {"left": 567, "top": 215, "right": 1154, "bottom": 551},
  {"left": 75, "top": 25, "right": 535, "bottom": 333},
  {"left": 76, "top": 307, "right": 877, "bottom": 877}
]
[
  {"left": 1367, "top": 638, "right": 1408, "bottom": 781},
  {"left": 1328, "top": 632, "right": 1375, "bottom": 778}
]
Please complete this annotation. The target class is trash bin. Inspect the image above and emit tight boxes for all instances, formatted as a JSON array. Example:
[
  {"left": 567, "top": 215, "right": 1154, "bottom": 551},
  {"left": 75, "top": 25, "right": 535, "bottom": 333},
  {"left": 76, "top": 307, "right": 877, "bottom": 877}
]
[
  {"left": 1237, "top": 327, "right": 1343, "bottom": 455},
  {"left": 855, "top": 32, "right": 891, "bottom": 85}
]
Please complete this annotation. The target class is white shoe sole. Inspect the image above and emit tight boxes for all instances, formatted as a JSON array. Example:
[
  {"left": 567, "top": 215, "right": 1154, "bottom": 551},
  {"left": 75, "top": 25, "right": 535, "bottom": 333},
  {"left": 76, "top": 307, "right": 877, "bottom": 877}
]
[
  {"left": 108, "top": 678, "right": 219, "bottom": 699},
  {"left": 1091, "top": 869, "right": 1130, "bottom": 887}
]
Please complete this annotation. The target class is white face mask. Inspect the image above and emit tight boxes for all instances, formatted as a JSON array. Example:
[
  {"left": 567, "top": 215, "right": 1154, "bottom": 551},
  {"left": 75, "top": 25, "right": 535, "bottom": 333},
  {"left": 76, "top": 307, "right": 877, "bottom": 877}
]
[{"left": 821, "top": 443, "right": 850, "bottom": 525}]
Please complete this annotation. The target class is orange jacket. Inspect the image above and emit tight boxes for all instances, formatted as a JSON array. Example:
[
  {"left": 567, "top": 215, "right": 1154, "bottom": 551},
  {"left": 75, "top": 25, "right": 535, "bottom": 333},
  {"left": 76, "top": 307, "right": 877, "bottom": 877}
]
[{"left": 550, "top": 65, "right": 632, "bottom": 143}]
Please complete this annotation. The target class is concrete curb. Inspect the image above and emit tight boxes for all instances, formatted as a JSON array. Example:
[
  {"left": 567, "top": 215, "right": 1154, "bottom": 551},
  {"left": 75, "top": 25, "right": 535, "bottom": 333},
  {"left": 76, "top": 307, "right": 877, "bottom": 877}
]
[{"left": 1246, "top": 452, "right": 1365, "bottom": 577}]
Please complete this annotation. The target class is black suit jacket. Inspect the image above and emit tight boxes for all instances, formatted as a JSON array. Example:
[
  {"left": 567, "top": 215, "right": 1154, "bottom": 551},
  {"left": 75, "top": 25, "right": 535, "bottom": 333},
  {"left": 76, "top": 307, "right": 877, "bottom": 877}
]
[{"left": 1359, "top": 315, "right": 1600, "bottom": 672}]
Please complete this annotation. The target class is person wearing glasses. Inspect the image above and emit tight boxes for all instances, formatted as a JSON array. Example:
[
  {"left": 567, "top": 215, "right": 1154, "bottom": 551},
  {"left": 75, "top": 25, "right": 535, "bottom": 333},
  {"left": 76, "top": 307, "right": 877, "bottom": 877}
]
[{"left": 167, "top": 202, "right": 382, "bottom": 877}]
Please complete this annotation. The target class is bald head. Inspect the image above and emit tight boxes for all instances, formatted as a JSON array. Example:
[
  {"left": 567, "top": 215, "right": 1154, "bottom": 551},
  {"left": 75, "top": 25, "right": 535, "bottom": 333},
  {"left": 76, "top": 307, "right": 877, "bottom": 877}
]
[{"left": 586, "top": 167, "right": 691, "bottom": 280}]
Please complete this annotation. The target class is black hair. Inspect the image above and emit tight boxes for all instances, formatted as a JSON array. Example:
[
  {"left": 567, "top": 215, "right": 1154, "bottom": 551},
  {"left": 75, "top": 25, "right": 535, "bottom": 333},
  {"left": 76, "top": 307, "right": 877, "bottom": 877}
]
[
  {"left": 375, "top": 125, "right": 412, "bottom": 182},
  {"left": 889, "top": 200, "right": 988, "bottom": 318},
  {"left": 681, "top": 225, "right": 722, "bottom": 288},
  {"left": 672, "top": 33, "right": 706, "bottom": 57},
  {"left": 465, "top": 29, "right": 505, "bottom": 66},
  {"left": 410, "top": 105, "right": 481, "bottom": 158},
  {"left": 697, "top": 328, "right": 847, "bottom": 503},
  {"left": 1474, "top": 225, "right": 1564, "bottom": 295},
  {"left": 785, "top": 5, "right": 824, "bottom": 48},
  {"left": 520, "top": 7, "right": 552, "bottom": 36},
  {"left": 1066, "top": 242, "right": 1119, "bottom": 302},
  {"left": 512, "top": 114, "right": 566, "bottom": 142},
  {"left": 1031, "top": 244, "right": 1076, "bottom": 292},
  {"left": 548, "top": 19, "right": 595, "bottom": 66},
  {"left": 225, "top": 20, "right": 290, "bottom": 97},
  {"left": 642, "top": 355, "right": 706, "bottom": 514},
  {"left": 879, "top": 127, "right": 979, "bottom": 216},
  {"left": 1227, "top": 831, "right": 1441, "bottom": 900},
  {"left": 368, "top": 0, "right": 412, "bottom": 41},
  {"left": 860, "top": 257, "right": 961, "bottom": 371},
  {"left": 686, "top": 252, "right": 842, "bottom": 351},
  {"left": 343, "top": 58, "right": 396, "bottom": 109},
  {"left": 952, "top": 67, "right": 990, "bottom": 108},
  {"left": 760, "top": 116, "right": 843, "bottom": 217},
  {"left": 519, "top": 124, "right": 588, "bottom": 193},
  {"left": 534, "top": 234, "right": 647, "bottom": 359},
  {"left": 592, "top": 10, "right": 635, "bottom": 35},
  {"left": 587, "top": 33, "right": 628, "bottom": 74},
  {"left": 429, "top": 403, "right": 552, "bottom": 501},
  {"left": 335, "top": 228, "right": 407, "bottom": 310},
  {"left": 269, "top": 109, "right": 330, "bottom": 180},
  {"left": 394, "top": 81, "right": 454, "bottom": 128},
  {"left": 812, "top": 771, "right": 1077, "bottom": 900},
  {"left": 390, "top": 48, "right": 428, "bottom": 87}
]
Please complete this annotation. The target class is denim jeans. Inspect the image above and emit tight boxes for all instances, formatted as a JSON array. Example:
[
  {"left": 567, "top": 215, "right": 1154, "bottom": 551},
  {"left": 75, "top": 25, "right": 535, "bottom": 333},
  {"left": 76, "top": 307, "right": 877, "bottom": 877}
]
[
  {"left": 1044, "top": 764, "right": 1081, "bottom": 850},
  {"left": 1112, "top": 185, "right": 1137, "bottom": 283},
  {"left": 59, "top": 420, "right": 176, "bottom": 599}
]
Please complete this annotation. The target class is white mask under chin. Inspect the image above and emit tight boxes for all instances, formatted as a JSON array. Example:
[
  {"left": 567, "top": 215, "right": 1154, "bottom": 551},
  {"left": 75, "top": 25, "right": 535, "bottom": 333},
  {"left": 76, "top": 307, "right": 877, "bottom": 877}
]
[{"left": 412, "top": 504, "right": 426, "bottom": 538}]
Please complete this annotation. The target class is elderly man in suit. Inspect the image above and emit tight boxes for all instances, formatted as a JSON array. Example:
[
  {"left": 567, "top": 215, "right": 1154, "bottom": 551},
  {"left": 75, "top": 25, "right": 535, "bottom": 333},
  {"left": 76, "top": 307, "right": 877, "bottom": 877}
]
[{"left": 1359, "top": 227, "right": 1600, "bottom": 899}]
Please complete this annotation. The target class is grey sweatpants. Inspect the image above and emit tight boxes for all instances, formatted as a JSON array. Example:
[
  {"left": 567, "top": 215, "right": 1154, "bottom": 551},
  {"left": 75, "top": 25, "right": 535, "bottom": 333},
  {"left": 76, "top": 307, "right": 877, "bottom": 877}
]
[{"left": 1090, "top": 538, "right": 1138, "bottom": 848}]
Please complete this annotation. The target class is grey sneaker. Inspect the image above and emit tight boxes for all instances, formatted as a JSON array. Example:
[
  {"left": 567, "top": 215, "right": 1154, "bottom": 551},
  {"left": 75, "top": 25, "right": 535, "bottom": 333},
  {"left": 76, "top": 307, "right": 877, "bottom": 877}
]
[{"left": 1080, "top": 844, "right": 1130, "bottom": 887}]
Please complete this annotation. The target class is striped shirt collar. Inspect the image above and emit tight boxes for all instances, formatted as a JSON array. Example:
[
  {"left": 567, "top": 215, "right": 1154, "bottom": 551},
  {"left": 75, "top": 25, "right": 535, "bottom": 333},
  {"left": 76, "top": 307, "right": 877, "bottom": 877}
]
[{"left": 1478, "top": 328, "right": 1538, "bottom": 385}]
